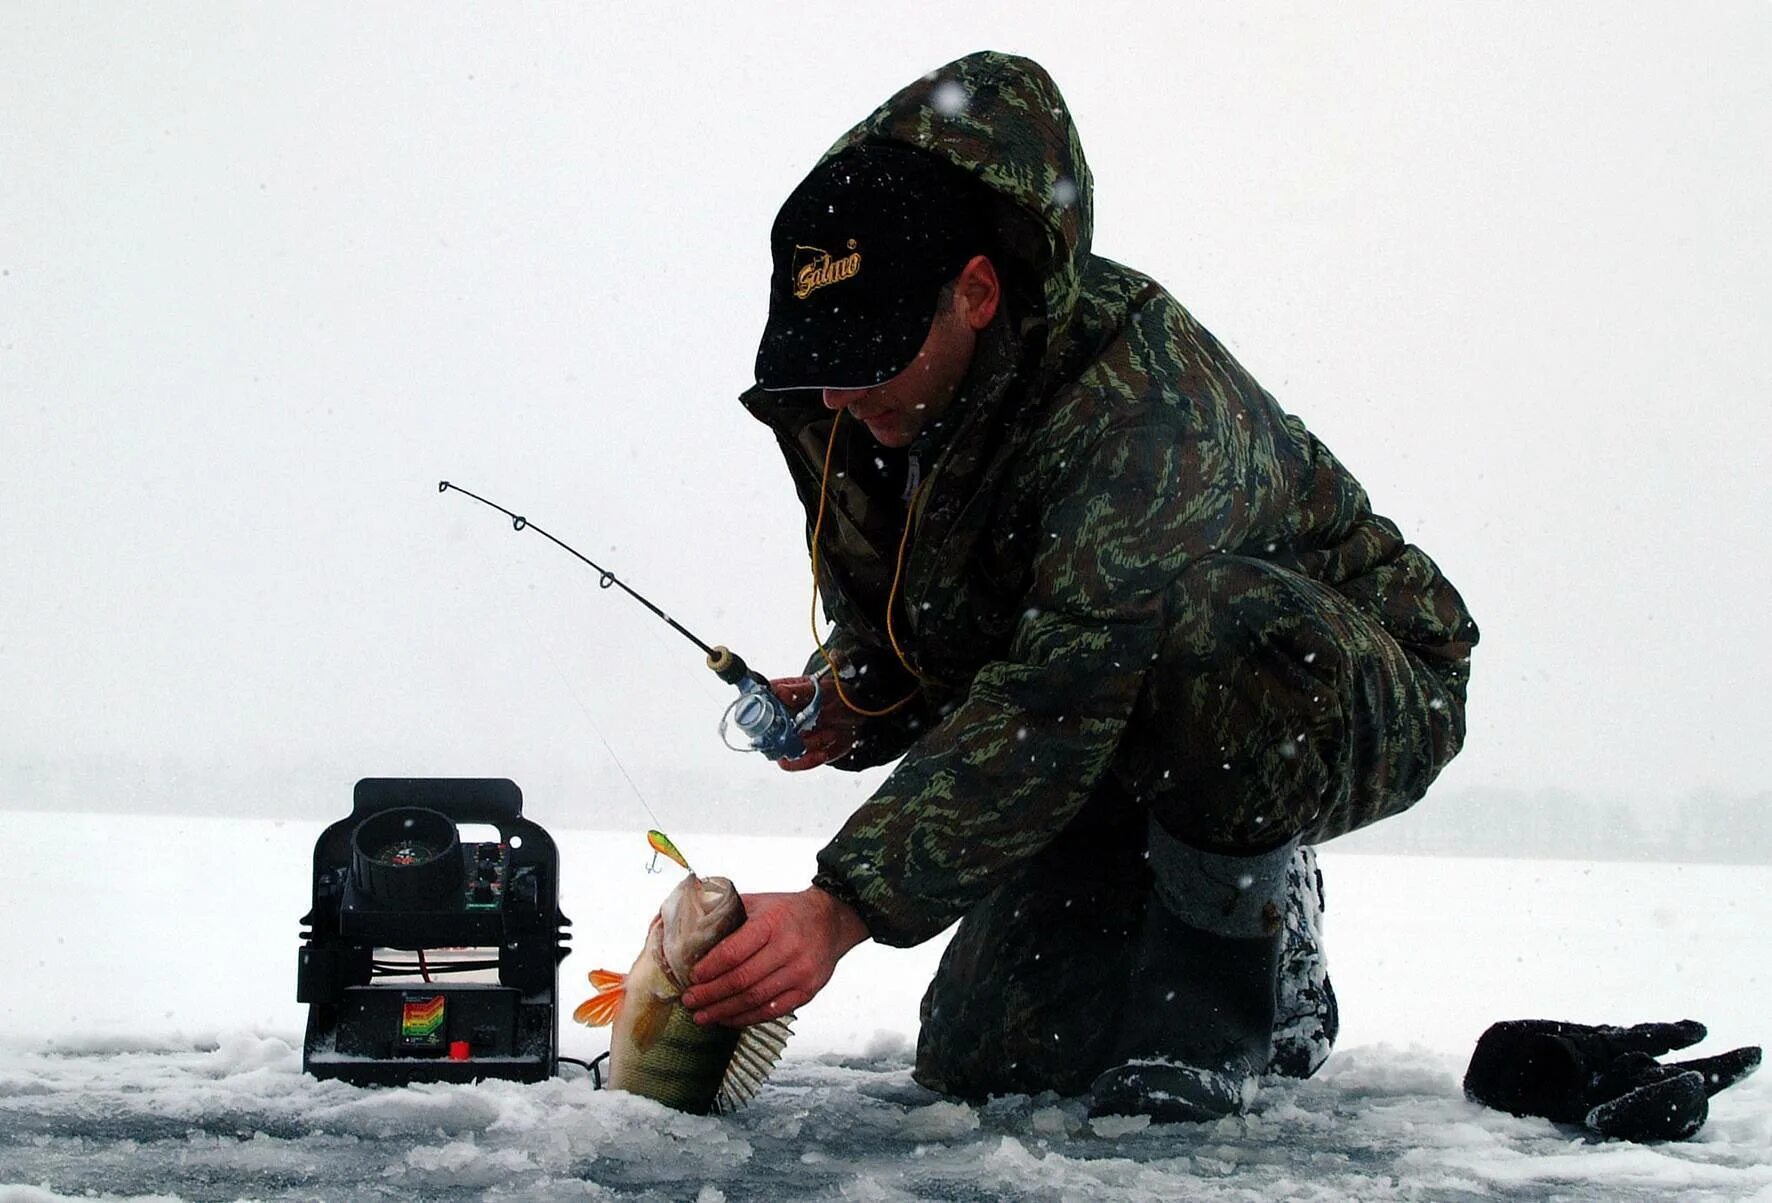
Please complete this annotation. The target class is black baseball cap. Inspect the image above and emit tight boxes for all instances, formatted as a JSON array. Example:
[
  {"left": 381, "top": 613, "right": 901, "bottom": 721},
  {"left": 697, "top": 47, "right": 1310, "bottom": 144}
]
[{"left": 754, "top": 142, "right": 988, "bottom": 391}]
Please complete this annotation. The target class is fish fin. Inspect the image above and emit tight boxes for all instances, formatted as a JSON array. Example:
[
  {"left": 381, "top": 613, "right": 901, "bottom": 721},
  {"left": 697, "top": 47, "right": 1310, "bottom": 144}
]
[
  {"left": 628, "top": 998, "right": 671, "bottom": 1052},
  {"left": 572, "top": 986, "right": 624, "bottom": 1028},
  {"left": 715, "top": 1014, "right": 795, "bottom": 1114},
  {"left": 588, "top": 968, "right": 626, "bottom": 992}
]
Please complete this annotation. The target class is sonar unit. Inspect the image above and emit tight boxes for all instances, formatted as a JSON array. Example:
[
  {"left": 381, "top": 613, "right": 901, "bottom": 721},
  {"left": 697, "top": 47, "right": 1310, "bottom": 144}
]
[{"left": 297, "top": 778, "right": 571, "bottom": 1085}]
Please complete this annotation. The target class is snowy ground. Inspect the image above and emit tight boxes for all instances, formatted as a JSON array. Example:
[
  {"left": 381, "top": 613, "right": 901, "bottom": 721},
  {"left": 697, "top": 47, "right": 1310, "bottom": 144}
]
[{"left": 2, "top": 811, "right": 1768, "bottom": 1201}]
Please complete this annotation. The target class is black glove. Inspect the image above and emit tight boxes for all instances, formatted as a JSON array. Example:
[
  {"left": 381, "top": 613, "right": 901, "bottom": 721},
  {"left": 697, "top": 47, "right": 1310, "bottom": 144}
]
[{"left": 1464, "top": 1019, "right": 1760, "bottom": 1141}]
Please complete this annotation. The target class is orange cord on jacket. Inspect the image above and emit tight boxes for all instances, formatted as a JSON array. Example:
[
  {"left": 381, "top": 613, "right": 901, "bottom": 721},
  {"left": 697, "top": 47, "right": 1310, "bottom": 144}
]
[{"left": 808, "top": 410, "right": 928, "bottom": 718}]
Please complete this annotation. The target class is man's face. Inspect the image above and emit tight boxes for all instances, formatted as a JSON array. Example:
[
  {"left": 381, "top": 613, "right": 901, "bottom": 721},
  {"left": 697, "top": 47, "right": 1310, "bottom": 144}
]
[{"left": 821, "top": 301, "right": 978, "bottom": 448}]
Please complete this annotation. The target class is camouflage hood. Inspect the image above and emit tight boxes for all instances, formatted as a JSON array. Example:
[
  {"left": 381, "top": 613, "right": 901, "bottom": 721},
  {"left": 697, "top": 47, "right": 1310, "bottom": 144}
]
[
  {"left": 820, "top": 50, "right": 1095, "bottom": 360},
  {"left": 737, "top": 52, "right": 1104, "bottom": 670}
]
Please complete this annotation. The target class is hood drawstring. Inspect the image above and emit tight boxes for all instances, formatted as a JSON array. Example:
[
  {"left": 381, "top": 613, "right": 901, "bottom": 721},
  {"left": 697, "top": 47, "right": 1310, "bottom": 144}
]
[{"left": 809, "top": 410, "right": 930, "bottom": 716}]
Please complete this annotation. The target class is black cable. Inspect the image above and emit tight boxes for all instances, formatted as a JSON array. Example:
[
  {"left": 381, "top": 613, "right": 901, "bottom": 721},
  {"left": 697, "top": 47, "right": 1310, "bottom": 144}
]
[
  {"left": 556, "top": 1053, "right": 610, "bottom": 1090},
  {"left": 371, "top": 960, "right": 501, "bottom": 975}
]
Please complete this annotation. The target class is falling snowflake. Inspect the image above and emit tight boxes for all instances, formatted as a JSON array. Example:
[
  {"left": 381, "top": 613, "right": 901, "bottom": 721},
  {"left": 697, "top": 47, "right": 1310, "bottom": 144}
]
[{"left": 931, "top": 79, "right": 969, "bottom": 116}]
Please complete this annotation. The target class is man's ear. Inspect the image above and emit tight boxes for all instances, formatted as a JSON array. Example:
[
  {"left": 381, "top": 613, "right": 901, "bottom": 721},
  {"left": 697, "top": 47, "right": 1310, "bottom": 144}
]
[{"left": 955, "top": 255, "right": 1000, "bottom": 330}]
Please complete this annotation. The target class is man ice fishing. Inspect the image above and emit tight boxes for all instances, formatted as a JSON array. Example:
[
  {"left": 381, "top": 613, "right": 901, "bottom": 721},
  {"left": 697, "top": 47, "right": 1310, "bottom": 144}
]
[{"left": 679, "top": 51, "right": 1477, "bottom": 1121}]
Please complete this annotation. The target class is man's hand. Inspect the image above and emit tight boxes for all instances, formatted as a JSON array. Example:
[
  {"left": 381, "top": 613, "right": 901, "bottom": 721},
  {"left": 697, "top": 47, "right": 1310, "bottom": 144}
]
[
  {"left": 772, "top": 675, "right": 865, "bottom": 771},
  {"left": 679, "top": 887, "right": 869, "bottom": 1027}
]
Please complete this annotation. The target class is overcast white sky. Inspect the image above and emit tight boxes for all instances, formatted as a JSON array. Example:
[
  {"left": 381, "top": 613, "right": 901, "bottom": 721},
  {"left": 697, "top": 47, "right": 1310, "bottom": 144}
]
[{"left": 3, "top": 3, "right": 1768, "bottom": 826}]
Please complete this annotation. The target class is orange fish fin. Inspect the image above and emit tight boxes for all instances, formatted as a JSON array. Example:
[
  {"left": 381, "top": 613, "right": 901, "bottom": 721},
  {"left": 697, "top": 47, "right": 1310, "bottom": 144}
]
[
  {"left": 588, "top": 968, "right": 626, "bottom": 993},
  {"left": 628, "top": 999, "right": 672, "bottom": 1051},
  {"left": 572, "top": 985, "right": 624, "bottom": 1028}
]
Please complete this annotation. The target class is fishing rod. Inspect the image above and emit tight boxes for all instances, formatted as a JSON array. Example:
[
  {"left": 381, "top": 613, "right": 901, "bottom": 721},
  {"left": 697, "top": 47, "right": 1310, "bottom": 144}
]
[{"left": 438, "top": 481, "right": 821, "bottom": 761}]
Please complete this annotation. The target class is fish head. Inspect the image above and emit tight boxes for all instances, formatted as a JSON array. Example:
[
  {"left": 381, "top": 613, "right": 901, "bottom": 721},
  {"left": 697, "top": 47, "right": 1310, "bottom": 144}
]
[{"left": 657, "top": 872, "right": 745, "bottom": 987}]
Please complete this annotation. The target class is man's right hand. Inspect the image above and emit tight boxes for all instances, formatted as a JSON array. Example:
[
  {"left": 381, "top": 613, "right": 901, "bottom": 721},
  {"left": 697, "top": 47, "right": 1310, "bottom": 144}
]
[{"left": 771, "top": 675, "right": 864, "bottom": 771}]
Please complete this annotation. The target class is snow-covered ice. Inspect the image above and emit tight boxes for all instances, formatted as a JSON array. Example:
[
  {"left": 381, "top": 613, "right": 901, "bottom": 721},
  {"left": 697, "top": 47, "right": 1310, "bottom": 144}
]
[{"left": 1, "top": 811, "right": 1767, "bottom": 1201}]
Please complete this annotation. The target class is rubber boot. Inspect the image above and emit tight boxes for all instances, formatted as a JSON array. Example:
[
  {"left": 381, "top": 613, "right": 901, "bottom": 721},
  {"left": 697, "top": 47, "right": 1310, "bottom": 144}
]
[
  {"left": 1269, "top": 843, "right": 1338, "bottom": 1079},
  {"left": 1087, "top": 821, "right": 1295, "bottom": 1123}
]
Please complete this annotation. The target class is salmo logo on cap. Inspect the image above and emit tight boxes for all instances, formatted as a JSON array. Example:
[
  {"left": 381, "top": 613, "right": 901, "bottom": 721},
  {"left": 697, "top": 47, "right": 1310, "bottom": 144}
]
[
  {"left": 792, "top": 240, "right": 861, "bottom": 300},
  {"left": 756, "top": 142, "right": 986, "bottom": 390}
]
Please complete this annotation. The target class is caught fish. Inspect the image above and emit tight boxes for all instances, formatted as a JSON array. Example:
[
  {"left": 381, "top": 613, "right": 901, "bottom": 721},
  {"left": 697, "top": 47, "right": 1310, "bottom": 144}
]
[{"left": 574, "top": 870, "right": 792, "bottom": 1114}]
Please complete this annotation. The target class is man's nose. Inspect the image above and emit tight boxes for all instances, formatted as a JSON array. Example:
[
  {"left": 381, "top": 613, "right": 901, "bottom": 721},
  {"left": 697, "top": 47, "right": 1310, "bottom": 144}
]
[{"left": 823, "top": 387, "right": 869, "bottom": 411}]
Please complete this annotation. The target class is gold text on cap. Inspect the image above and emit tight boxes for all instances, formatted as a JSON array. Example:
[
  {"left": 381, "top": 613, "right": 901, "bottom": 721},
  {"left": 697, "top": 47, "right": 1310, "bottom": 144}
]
[{"left": 792, "top": 244, "right": 862, "bottom": 300}]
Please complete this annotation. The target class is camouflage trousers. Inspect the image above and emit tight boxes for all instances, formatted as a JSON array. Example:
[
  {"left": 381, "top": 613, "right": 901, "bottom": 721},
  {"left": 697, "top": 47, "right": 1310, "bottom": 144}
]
[{"left": 915, "top": 554, "right": 1468, "bottom": 1099}]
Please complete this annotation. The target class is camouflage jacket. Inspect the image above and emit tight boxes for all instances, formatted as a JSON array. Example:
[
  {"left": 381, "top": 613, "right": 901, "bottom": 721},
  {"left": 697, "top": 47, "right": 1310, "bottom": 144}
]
[{"left": 739, "top": 52, "right": 1478, "bottom": 948}]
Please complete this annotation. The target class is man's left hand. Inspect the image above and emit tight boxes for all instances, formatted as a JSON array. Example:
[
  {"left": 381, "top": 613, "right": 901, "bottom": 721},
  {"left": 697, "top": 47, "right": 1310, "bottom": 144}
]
[
  {"left": 680, "top": 887, "right": 869, "bottom": 1027},
  {"left": 772, "top": 676, "right": 865, "bottom": 771}
]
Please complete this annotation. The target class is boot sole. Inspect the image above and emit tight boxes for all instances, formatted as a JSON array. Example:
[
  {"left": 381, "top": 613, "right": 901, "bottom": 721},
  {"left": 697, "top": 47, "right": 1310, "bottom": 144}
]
[{"left": 1087, "top": 1062, "right": 1251, "bottom": 1123}]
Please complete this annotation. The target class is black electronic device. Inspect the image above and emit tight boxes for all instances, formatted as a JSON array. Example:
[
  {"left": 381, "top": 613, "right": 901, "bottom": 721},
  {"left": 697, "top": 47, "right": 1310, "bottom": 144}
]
[{"left": 297, "top": 778, "right": 571, "bottom": 1085}]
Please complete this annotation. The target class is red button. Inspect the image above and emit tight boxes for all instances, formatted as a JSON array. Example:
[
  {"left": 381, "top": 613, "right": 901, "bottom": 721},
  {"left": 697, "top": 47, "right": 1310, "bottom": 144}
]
[{"left": 449, "top": 1041, "right": 471, "bottom": 1061}]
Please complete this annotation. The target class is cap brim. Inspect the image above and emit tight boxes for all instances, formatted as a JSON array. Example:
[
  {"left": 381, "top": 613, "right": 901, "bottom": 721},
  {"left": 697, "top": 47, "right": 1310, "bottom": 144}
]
[{"left": 753, "top": 294, "right": 935, "bottom": 392}]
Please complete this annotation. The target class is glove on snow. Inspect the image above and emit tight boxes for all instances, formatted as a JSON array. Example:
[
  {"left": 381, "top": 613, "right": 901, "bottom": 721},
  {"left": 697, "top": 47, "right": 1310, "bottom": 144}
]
[{"left": 1464, "top": 1019, "right": 1760, "bottom": 1141}]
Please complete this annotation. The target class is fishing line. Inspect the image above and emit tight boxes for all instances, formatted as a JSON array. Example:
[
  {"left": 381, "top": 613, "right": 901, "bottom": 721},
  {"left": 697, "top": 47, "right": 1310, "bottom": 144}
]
[
  {"left": 445, "top": 487, "right": 672, "bottom": 833},
  {"left": 497, "top": 544, "right": 671, "bottom": 835}
]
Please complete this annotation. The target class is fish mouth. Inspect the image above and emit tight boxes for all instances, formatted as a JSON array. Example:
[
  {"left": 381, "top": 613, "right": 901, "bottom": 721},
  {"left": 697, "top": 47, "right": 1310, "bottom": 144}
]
[
  {"left": 653, "top": 932, "right": 687, "bottom": 991},
  {"left": 660, "top": 873, "right": 743, "bottom": 986}
]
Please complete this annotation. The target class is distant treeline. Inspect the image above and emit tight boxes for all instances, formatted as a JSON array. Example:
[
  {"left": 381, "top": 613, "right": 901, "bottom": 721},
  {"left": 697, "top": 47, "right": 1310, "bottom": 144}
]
[
  {"left": 4, "top": 756, "right": 1766, "bottom": 866},
  {"left": 1333, "top": 785, "right": 1772, "bottom": 865}
]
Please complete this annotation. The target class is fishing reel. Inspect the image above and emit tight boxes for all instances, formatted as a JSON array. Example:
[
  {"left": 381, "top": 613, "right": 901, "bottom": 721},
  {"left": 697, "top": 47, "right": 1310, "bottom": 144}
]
[{"left": 708, "top": 646, "right": 823, "bottom": 761}]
